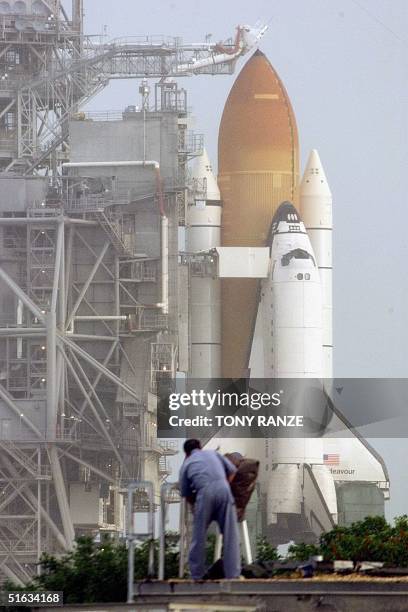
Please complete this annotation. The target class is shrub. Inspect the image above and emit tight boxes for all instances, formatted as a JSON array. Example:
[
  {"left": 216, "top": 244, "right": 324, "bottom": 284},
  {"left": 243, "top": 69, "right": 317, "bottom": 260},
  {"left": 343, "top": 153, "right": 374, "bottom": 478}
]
[
  {"left": 256, "top": 537, "right": 280, "bottom": 562},
  {"left": 287, "top": 542, "right": 320, "bottom": 562},
  {"left": 318, "top": 516, "right": 408, "bottom": 564}
]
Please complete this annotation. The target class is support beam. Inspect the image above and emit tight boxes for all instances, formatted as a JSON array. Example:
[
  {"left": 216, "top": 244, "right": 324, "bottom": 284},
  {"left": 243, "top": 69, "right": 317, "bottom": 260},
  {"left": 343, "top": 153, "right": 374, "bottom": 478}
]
[
  {"left": 1, "top": 455, "right": 68, "bottom": 550},
  {"left": 51, "top": 221, "right": 64, "bottom": 315},
  {"left": 46, "top": 312, "right": 57, "bottom": 439},
  {"left": 0, "top": 385, "right": 43, "bottom": 439},
  {"left": 61, "top": 336, "right": 140, "bottom": 402},
  {"left": 1, "top": 564, "right": 25, "bottom": 588},
  {"left": 61, "top": 351, "right": 126, "bottom": 471},
  {"left": 75, "top": 231, "right": 142, "bottom": 308},
  {"left": 0, "top": 329, "right": 45, "bottom": 337},
  {"left": 65, "top": 241, "right": 110, "bottom": 331},
  {"left": 67, "top": 349, "right": 111, "bottom": 423},
  {"left": 0, "top": 267, "right": 45, "bottom": 323},
  {"left": 47, "top": 446, "right": 75, "bottom": 549},
  {"left": 62, "top": 451, "right": 115, "bottom": 484},
  {"left": 0, "top": 218, "right": 97, "bottom": 226},
  {"left": 64, "top": 225, "right": 74, "bottom": 323},
  {"left": 67, "top": 334, "right": 117, "bottom": 342},
  {"left": 0, "top": 100, "right": 15, "bottom": 122},
  {"left": 77, "top": 340, "right": 118, "bottom": 418},
  {"left": 71, "top": 284, "right": 114, "bottom": 335}
]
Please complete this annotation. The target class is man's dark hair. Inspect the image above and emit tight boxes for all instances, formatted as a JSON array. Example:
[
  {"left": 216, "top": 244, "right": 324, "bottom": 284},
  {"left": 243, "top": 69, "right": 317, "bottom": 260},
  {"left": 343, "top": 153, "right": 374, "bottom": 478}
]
[{"left": 183, "top": 439, "right": 201, "bottom": 456}]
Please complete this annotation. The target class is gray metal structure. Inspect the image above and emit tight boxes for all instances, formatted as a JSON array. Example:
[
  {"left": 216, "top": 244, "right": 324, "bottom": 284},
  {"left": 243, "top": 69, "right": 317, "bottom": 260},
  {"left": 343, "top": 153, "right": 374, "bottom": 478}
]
[
  {"left": 0, "top": 0, "right": 261, "bottom": 584},
  {"left": 0, "top": 0, "right": 264, "bottom": 175}
]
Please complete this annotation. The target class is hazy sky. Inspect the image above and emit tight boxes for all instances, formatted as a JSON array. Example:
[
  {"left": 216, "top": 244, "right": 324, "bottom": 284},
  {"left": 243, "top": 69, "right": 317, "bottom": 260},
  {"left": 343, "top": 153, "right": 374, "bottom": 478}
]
[{"left": 80, "top": 1, "right": 408, "bottom": 519}]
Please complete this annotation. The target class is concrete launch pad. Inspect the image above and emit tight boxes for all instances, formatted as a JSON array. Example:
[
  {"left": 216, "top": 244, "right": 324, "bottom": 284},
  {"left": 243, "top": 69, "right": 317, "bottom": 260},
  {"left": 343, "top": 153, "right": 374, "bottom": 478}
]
[
  {"left": 41, "top": 580, "right": 408, "bottom": 612},
  {"left": 133, "top": 579, "right": 408, "bottom": 611}
]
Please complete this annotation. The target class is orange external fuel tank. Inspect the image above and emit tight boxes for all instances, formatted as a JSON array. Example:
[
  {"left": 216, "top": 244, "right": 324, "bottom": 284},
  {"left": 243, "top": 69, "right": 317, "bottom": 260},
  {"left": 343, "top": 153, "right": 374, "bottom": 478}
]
[{"left": 218, "top": 50, "right": 299, "bottom": 378}]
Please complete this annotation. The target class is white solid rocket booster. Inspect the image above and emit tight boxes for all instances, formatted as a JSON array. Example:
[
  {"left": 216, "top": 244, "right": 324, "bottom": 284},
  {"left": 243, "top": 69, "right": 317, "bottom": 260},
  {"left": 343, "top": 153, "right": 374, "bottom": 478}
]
[
  {"left": 186, "top": 149, "right": 222, "bottom": 378},
  {"left": 300, "top": 150, "right": 333, "bottom": 379}
]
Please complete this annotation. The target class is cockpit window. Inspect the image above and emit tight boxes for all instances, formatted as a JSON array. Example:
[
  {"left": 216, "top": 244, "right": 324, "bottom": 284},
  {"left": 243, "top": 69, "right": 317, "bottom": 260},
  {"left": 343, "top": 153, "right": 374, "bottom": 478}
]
[{"left": 281, "top": 248, "right": 315, "bottom": 267}]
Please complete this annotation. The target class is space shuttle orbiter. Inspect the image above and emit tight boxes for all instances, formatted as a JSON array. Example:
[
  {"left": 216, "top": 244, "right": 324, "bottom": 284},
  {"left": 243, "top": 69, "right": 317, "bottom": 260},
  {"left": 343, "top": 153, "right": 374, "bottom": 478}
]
[
  {"left": 189, "top": 150, "right": 389, "bottom": 545},
  {"left": 246, "top": 198, "right": 388, "bottom": 544}
]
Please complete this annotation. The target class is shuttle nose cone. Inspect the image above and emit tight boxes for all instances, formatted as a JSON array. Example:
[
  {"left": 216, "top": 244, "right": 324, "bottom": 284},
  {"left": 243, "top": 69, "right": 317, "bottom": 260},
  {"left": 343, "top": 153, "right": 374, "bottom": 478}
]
[
  {"left": 301, "top": 149, "right": 332, "bottom": 198},
  {"left": 191, "top": 148, "right": 220, "bottom": 201},
  {"left": 267, "top": 201, "right": 302, "bottom": 245},
  {"left": 271, "top": 201, "right": 300, "bottom": 225},
  {"left": 218, "top": 50, "right": 298, "bottom": 183}
]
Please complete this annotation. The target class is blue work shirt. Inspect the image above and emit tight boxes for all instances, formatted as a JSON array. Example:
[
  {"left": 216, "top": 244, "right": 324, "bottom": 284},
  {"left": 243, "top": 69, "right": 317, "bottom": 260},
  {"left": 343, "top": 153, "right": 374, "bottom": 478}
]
[{"left": 179, "top": 449, "right": 237, "bottom": 498}]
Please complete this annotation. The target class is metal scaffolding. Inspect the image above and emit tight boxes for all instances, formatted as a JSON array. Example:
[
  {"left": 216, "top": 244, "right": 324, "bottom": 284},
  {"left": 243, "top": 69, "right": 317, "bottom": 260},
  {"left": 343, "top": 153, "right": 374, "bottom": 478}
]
[
  {"left": 0, "top": 2, "right": 265, "bottom": 174},
  {"left": 0, "top": 204, "right": 181, "bottom": 582},
  {"left": 0, "top": 0, "right": 266, "bottom": 585}
]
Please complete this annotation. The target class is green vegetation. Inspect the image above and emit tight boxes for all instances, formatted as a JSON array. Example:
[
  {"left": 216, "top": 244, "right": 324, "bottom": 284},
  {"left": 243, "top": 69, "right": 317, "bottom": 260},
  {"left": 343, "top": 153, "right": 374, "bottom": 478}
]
[
  {"left": 287, "top": 515, "right": 408, "bottom": 565},
  {"left": 318, "top": 515, "right": 408, "bottom": 564},
  {"left": 1, "top": 535, "right": 180, "bottom": 605},
  {"left": 287, "top": 542, "right": 320, "bottom": 561},
  {"left": 2, "top": 517, "right": 408, "bottom": 605},
  {"left": 255, "top": 537, "right": 280, "bottom": 562},
  {"left": 16, "top": 537, "right": 127, "bottom": 604}
]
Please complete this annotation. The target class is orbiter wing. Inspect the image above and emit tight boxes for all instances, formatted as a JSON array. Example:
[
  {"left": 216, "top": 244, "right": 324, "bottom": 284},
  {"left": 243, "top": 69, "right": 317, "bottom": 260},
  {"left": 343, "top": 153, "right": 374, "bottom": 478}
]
[{"left": 322, "top": 392, "right": 389, "bottom": 497}]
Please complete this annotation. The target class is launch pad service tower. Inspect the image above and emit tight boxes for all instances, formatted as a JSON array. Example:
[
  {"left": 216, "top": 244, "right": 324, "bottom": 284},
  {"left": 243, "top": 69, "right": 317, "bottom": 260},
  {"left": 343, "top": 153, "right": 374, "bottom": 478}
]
[{"left": 0, "top": 0, "right": 268, "bottom": 583}]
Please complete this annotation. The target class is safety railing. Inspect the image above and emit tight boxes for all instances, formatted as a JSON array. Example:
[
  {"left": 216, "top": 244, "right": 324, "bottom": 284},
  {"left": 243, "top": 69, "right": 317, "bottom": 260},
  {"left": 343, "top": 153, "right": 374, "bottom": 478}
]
[
  {"left": 159, "top": 481, "right": 181, "bottom": 580},
  {"left": 126, "top": 480, "right": 155, "bottom": 603}
]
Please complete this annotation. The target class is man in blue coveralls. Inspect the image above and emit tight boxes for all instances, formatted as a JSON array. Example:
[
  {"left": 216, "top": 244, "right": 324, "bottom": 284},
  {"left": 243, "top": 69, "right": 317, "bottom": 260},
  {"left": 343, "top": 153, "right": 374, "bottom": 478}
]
[{"left": 179, "top": 439, "right": 241, "bottom": 580}]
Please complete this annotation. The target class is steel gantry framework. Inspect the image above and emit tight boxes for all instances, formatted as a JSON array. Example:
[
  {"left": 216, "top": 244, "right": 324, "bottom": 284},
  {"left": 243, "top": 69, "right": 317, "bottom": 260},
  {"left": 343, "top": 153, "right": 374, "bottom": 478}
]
[
  {"left": 0, "top": 199, "right": 178, "bottom": 583},
  {"left": 0, "top": 0, "right": 267, "bottom": 584},
  {"left": 0, "top": 0, "right": 266, "bottom": 174}
]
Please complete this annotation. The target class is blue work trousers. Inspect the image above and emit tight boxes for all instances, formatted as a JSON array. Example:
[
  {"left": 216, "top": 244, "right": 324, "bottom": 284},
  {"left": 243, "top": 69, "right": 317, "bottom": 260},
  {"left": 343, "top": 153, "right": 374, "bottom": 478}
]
[{"left": 188, "top": 482, "right": 240, "bottom": 580}]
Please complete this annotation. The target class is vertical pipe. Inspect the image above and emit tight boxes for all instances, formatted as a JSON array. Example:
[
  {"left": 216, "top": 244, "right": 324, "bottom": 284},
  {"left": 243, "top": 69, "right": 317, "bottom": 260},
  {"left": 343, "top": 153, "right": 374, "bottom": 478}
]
[
  {"left": 37, "top": 449, "right": 42, "bottom": 574},
  {"left": 178, "top": 498, "right": 186, "bottom": 578},
  {"left": 58, "top": 223, "right": 65, "bottom": 423},
  {"left": 45, "top": 482, "right": 50, "bottom": 551},
  {"left": 17, "top": 93, "right": 22, "bottom": 158},
  {"left": 51, "top": 222, "right": 64, "bottom": 315},
  {"left": 16, "top": 299, "right": 23, "bottom": 359},
  {"left": 114, "top": 255, "right": 120, "bottom": 364},
  {"left": 46, "top": 312, "right": 57, "bottom": 438},
  {"left": 126, "top": 487, "right": 134, "bottom": 604},
  {"left": 64, "top": 226, "right": 74, "bottom": 322},
  {"left": 143, "top": 109, "right": 146, "bottom": 162},
  {"left": 72, "top": 0, "right": 83, "bottom": 35},
  {"left": 213, "top": 528, "right": 222, "bottom": 562},
  {"left": 161, "top": 216, "right": 169, "bottom": 315},
  {"left": 58, "top": 221, "right": 65, "bottom": 328},
  {"left": 56, "top": 350, "right": 64, "bottom": 436},
  {"left": 240, "top": 520, "right": 253, "bottom": 564},
  {"left": 158, "top": 486, "right": 166, "bottom": 580},
  {"left": 71, "top": 0, "right": 83, "bottom": 63},
  {"left": 147, "top": 485, "right": 155, "bottom": 577}
]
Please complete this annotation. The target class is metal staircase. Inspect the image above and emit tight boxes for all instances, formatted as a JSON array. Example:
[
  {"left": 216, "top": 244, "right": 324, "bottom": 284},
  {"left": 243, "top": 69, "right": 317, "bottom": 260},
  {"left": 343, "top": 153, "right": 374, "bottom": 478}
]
[
  {"left": 158, "top": 455, "right": 172, "bottom": 478},
  {"left": 0, "top": 440, "right": 50, "bottom": 480},
  {"left": 94, "top": 210, "right": 134, "bottom": 257}
]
